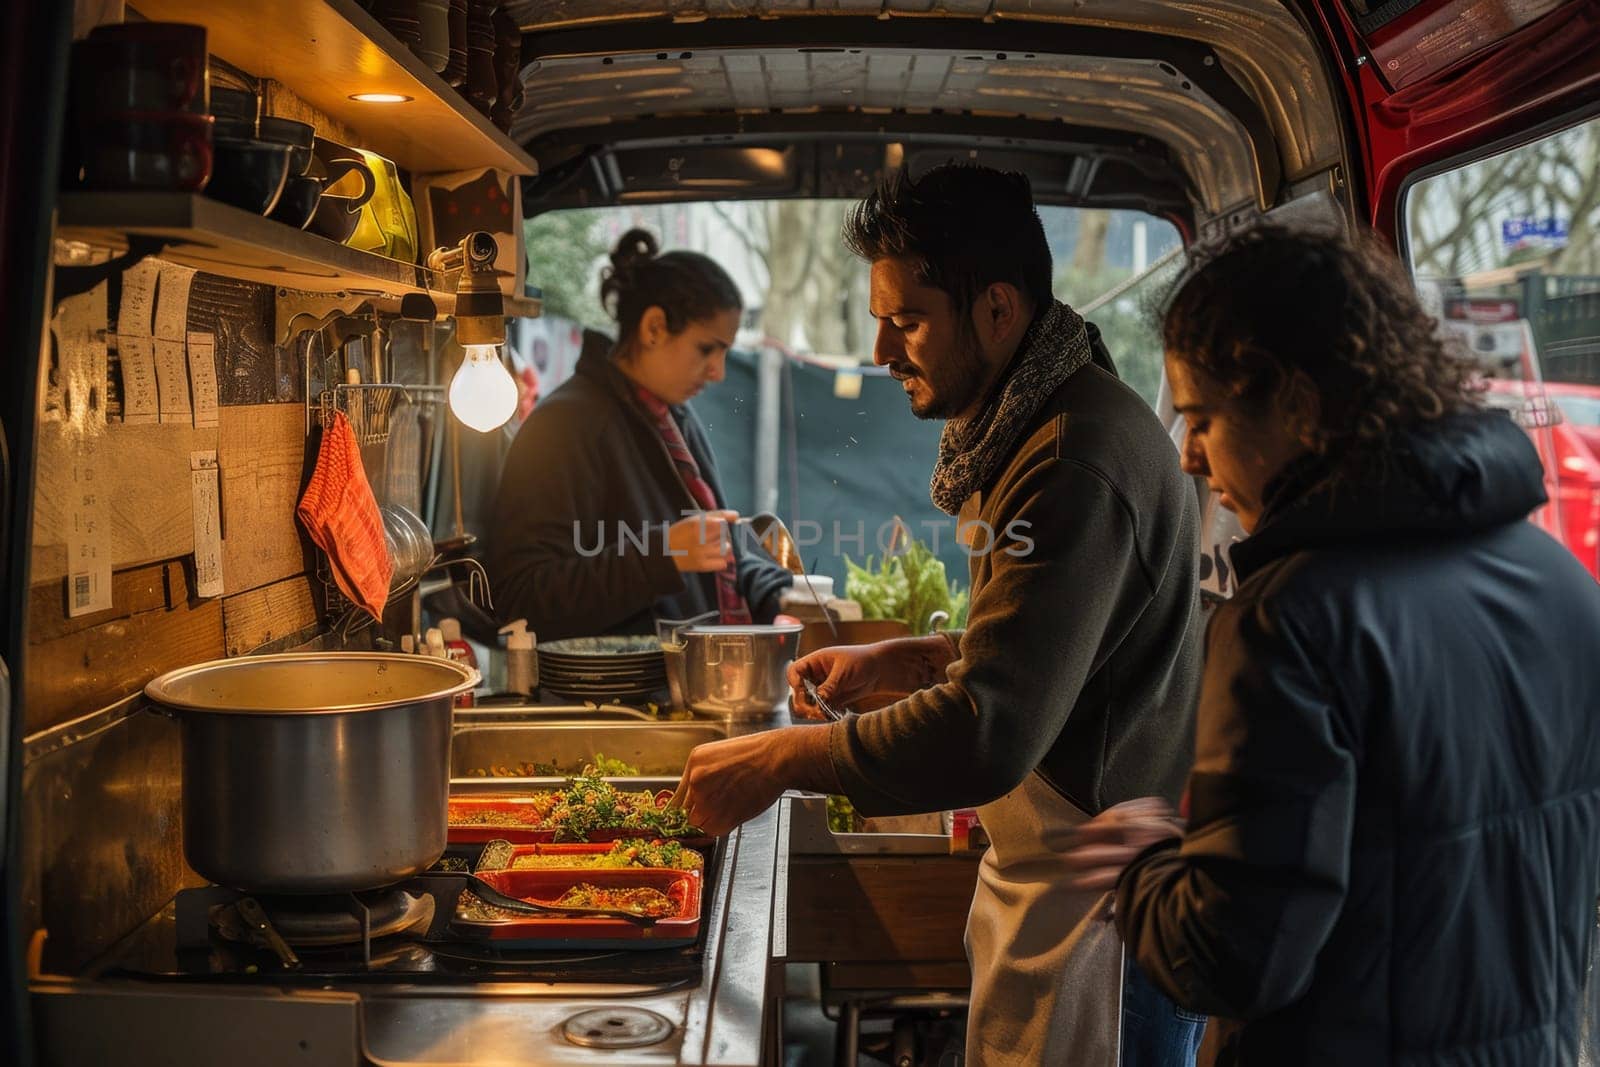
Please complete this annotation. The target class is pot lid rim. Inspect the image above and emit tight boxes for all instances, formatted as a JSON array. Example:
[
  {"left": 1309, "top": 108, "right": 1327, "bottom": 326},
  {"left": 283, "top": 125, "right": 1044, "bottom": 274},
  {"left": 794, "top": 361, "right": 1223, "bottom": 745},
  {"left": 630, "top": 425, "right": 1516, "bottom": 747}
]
[{"left": 144, "top": 651, "right": 478, "bottom": 715}]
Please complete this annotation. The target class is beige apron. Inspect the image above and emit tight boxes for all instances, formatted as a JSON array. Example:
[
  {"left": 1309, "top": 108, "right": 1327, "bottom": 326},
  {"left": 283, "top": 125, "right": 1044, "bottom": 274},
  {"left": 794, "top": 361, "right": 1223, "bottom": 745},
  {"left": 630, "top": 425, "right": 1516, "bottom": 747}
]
[{"left": 964, "top": 770, "right": 1124, "bottom": 1066}]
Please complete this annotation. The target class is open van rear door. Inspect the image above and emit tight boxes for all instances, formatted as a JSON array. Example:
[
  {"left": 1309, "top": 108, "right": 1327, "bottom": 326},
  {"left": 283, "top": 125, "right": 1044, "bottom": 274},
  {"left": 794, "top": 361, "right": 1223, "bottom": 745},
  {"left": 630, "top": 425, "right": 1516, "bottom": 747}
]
[
  {"left": 1310, "top": 0, "right": 1600, "bottom": 234},
  {"left": 1312, "top": 0, "right": 1600, "bottom": 577}
]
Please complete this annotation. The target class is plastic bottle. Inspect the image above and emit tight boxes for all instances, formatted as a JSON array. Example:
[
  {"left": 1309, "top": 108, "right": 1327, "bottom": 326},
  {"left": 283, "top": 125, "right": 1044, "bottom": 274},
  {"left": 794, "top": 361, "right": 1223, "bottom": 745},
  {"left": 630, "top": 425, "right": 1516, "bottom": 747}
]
[
  {"left": 439, "top": 617, "right": 477, "bottom": 707},
  {"left": 499, "top": 618, "right": 538, "bottom": 697}
]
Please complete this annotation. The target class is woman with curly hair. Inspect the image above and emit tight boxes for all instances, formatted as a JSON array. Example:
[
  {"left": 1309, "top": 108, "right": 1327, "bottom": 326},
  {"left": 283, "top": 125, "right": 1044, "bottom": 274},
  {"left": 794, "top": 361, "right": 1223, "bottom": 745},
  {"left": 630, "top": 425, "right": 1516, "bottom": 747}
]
[{"left": 1063, "top": 225, "right": 1600, "bottom": 1065}]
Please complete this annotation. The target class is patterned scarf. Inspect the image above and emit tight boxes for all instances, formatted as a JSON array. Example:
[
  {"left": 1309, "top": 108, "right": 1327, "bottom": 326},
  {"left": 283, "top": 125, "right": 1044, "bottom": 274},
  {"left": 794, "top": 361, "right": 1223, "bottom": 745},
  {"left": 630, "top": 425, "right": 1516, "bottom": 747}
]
[
  {"left": 930, "top": 299, "right": 1093, "bottom": 514},
  {"left": 634, "top": 386, "right": 752, "bottom": 624}
]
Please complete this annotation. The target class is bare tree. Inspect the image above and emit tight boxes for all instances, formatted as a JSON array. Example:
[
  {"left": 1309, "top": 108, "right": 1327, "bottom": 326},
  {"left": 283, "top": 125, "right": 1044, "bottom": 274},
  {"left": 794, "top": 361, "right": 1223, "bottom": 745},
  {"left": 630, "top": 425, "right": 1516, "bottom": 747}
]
[
  {"left": 707, "top": 200, "right": 867, "bottom": 353},
  {"left": 1409, "top": 120, "right": 1600, "bottom": 280}
]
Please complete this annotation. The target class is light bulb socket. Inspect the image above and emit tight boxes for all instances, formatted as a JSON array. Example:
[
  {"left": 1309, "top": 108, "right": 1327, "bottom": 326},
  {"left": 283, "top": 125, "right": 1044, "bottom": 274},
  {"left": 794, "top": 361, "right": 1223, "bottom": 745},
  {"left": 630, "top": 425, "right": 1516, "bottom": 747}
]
[{"left": 457, "top": 313, "right": 505, "bottom": 347}]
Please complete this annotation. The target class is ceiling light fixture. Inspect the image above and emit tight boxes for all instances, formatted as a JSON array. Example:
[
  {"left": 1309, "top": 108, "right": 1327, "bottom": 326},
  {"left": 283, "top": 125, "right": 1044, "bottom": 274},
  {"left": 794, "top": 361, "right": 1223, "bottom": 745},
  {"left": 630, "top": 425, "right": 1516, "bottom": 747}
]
[{"left": 349, "top": 92, "right": 413, "bottom": 103}]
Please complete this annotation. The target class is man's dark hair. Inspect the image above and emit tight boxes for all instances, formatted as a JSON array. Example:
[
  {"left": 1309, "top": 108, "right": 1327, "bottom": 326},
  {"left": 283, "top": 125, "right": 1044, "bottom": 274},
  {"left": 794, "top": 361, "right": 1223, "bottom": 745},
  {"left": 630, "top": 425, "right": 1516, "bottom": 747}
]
[{"left": 842, "top": 164, "right": 1054, "bottom": 314}]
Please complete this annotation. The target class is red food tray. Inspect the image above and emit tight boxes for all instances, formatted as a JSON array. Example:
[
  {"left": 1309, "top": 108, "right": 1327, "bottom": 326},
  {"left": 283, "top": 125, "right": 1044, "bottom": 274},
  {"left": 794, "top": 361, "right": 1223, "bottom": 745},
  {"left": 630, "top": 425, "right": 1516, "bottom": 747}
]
[
  {"left": 451, "top": 867, "right": 702, "bottom": 949},
  {"left": 489, "top": 841, "right": 706, "bottom": 873},
  {"left": 447, "top": 791, "right": 710, "bottom": 845}
]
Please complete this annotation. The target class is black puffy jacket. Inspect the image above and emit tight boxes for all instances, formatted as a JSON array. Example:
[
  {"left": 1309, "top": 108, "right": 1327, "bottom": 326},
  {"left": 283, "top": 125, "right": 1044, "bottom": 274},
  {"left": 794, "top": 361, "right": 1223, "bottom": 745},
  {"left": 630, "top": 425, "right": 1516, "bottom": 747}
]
[{"left": 1117, "top": 411, "right": 1600, "bottom": 1066}]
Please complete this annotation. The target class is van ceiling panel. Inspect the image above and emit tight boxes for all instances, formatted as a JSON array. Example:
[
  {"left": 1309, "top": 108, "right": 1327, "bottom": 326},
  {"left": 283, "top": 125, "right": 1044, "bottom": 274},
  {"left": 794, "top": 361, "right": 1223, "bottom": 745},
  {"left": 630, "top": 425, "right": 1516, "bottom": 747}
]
[
  {"left": 513, "top": 49, "right": 1257, "bottom": 213},
  {"left": 503, "top": 0, "right": 1343, "bottom": 188},
  {"left": 523, "top": 122, "right": 1197, "bottom": 220}
]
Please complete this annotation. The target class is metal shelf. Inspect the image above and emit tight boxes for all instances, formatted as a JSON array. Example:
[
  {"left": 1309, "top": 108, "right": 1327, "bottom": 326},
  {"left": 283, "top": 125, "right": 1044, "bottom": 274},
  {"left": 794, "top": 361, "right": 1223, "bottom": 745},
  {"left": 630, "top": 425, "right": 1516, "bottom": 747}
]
[
  {"left": 131, "top": 0, "right": 538, "bottom": 177},
  {"left": 57, "top": 191, "right": 443, "bottom": 300}
]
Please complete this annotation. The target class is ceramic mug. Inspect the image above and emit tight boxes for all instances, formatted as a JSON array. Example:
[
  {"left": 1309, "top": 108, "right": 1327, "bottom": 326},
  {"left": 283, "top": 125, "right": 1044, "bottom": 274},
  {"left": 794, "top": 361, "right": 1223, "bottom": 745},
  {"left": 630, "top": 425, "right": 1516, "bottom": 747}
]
[
  {"left": 80, "top": 22, "right": 209, "bottom": 115},
  {"left": 83, "top": 111, "right": 214, "bottom": 192}
]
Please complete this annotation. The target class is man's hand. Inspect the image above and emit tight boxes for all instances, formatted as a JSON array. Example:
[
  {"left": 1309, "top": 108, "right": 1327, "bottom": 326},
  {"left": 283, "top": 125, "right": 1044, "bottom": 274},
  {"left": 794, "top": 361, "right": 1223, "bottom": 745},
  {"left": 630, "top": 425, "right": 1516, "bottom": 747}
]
[
  {"left": 1060, "top": 797, "right": 1184, "bottom": 892},
  {"left": 669, "top": 510, "right": 738, "bottom": 573},
  {"left": 788, "top": 635, "right": 957, "bottom": 720},
  {"left": 671, "top": 726, "right": 839, "bottom": 836}
]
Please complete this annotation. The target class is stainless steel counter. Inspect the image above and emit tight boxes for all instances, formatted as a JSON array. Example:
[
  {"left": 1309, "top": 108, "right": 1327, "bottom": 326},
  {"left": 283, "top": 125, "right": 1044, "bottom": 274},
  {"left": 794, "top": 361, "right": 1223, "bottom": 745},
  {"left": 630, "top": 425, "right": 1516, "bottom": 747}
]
[
  {"left": 32, "top": 800, "right": 783, "bottom": 1066},
  {"left": 29, "top": 709, "right": 795, "bottom": 1067}
]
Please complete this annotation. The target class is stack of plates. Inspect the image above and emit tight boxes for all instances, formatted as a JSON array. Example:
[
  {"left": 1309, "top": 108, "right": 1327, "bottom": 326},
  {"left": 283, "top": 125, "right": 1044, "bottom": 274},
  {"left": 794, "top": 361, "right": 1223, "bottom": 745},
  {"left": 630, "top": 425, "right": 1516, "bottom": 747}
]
[{"left": 538, "top": 636, "right": 669, "bottom": 704}]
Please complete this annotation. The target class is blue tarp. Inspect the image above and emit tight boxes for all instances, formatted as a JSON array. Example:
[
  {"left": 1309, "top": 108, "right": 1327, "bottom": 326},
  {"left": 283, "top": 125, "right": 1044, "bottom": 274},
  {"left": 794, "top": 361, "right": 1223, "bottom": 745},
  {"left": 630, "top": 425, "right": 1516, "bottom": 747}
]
[{"left": 696, "top": 348, "right": 972, "bottom": 592}]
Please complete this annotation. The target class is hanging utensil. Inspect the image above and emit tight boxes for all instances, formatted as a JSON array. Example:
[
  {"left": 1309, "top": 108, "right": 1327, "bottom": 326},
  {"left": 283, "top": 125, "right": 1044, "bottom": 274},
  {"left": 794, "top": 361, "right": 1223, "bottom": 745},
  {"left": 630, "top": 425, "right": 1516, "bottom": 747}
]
[
  {"left": 739, "top": 512, "right": 804, "bottom": 575},
  {"left": 383, "top": 397, "right": 423, "bottom": 513}
]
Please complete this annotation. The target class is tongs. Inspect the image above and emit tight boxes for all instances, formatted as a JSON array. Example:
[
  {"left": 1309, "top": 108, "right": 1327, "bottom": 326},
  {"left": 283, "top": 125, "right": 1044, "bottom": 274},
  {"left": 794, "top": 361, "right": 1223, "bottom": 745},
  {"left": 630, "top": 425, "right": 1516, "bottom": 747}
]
[
  {"left": 802, "top": 676, "right": 844, "bottom": 722},
  {"left": 461, "top": 873, "right": 660, "bottom": 927}
]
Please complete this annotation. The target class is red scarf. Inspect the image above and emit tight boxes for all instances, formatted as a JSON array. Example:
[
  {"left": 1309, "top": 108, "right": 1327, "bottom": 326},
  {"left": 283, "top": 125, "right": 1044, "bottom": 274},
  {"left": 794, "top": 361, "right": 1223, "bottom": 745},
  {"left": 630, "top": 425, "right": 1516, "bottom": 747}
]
[{"left": 635, "top": 387, "right": 752, "bottom": 624}]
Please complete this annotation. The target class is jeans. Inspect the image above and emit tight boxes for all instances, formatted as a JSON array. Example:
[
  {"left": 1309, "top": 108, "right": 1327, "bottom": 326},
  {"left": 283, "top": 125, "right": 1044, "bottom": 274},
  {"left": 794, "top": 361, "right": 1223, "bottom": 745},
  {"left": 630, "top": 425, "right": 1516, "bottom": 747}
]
[{"left": 1121, "top": 954, "right": 1207, "bottom": 1066}]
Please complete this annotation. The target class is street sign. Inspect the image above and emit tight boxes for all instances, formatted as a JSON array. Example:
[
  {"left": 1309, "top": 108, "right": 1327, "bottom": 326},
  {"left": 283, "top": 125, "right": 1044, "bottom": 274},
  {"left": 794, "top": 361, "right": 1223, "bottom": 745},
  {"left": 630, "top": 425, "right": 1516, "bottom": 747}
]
[{"left": 1501, "top": 216, "right": 1569, "bottom": 249}]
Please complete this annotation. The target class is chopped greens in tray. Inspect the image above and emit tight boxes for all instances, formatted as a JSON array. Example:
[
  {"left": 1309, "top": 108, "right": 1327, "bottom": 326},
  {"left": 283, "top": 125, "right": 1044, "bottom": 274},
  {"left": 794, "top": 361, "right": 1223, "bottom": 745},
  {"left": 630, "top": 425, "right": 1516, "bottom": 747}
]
[
  {"left": 511, "top": 839, "right": 703, "bottom": 871},
  {"left": 557, "top": 883, "right": 676, "bottom": 917},
  {"left": 464, "top": 753, "right": 642, "bottom": 778},
  {"left": 449, "top": 772, "right": 702, "bottom": 841},
  {"left": 455, "top": 882, "right": 678, "bottom": 921}
]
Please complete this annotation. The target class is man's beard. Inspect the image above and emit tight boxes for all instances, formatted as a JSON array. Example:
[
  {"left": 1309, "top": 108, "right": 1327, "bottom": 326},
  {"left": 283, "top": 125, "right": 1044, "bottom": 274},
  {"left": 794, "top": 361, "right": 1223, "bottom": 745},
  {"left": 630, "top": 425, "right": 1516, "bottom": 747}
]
[{"left": 903, "top": 323, "right": 988, "bottom": 421}]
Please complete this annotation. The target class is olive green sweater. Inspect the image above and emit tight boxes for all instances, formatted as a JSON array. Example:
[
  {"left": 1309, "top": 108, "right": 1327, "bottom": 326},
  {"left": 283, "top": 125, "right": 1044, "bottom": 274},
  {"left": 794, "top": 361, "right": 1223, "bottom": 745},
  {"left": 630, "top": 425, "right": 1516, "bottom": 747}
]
[{"left": 827, "top": 363, "right": 1202, "bottom": 816}]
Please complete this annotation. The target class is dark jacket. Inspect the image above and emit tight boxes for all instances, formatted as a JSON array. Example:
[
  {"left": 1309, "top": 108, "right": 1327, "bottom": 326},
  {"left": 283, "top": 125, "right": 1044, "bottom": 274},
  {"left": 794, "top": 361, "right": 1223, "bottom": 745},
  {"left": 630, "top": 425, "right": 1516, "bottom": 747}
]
[
  {"left": 487, "top": 333, "right": 792, "bottom": 640},
  {"left": 828, "top": 361, "right": 1203, "bottom": 816},
  {"left": 1117, "top": 411, "right": 1600, "bottom": 1066}
]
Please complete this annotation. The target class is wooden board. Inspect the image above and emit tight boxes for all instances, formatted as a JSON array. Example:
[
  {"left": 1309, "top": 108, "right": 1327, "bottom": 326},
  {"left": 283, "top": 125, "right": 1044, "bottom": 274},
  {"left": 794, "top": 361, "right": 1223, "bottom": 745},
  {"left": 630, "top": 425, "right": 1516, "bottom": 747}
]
[
  {"left": 32, "top": 419, "right": 219, "bottom": 584},
  {"left": 28, "top": 560, "right": 186, "bottom": 646},
  {"left": 187, "top": 275, "right": 286, "bottom": 406},
  {"left": 222, "top": 574, "right": 319, "bottom": 656},
  {"left": 131, "top": 0, "right": 537, "bottom": 176},
  {"left": 24, "top": 596, "right": 224, "bottom": 733},
  {"left": 218, "top": 403, "right": 311, "bottom": 595},
  {"left": 785, "top": 855, "right": 982, "bottom": 964}
]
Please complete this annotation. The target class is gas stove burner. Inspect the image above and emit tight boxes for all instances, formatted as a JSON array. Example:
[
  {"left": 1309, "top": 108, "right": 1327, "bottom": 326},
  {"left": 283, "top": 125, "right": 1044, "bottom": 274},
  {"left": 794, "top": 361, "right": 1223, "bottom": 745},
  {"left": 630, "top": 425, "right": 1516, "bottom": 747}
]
[
  {"left": 561, "top": 1006, "right": 676, "bottom": 1049},
  {"left": 213, "top": 888, "right": 435, "bottom": 948}
]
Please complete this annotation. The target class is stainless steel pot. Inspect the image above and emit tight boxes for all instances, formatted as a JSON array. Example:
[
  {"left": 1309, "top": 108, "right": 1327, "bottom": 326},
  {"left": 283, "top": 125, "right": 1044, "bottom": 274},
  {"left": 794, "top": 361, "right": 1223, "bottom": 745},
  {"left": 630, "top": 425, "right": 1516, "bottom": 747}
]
[
  {"left": 660, "top": 622, "right": 803, "bottom": 721},
  {"left": 145, "top": 652, "right": 477, "bottom": 894}
]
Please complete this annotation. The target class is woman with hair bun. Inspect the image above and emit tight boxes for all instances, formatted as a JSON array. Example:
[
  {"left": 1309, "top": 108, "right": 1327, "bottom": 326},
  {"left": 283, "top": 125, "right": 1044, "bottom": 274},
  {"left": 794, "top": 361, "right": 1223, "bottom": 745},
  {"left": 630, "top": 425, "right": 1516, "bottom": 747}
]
[{"left": 488, "top": 228, "right": 793, "bottom": 640}]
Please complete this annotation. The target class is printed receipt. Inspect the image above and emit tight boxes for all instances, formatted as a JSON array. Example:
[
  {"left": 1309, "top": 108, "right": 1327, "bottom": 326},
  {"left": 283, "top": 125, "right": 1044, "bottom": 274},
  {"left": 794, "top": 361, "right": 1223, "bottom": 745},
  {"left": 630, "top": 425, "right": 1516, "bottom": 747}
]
[
  {"left": 155, "top": 263, "right": 196, "bottom": 423},
  {"left": 190, "top": 451, "right": 224, "bottom": 598},
  {"left": 66, "top": 439, "right": 114, "bottom": 617},
  {"left": 52, "top": 281, "right": 108, "bottom": 427},
  {"left": 186, "top": 331, "right": 219, "bottom": 428},
  {"left": 117, "top": 259, "right": 160, "bottom": 423}
]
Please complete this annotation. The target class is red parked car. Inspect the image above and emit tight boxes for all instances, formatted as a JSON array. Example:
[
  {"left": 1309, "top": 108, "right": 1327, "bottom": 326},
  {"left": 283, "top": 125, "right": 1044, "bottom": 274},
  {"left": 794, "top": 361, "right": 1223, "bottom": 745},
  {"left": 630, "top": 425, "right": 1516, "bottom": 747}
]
[{"left": 1484, "top": 379, "right": 1600, "bottom": 580}]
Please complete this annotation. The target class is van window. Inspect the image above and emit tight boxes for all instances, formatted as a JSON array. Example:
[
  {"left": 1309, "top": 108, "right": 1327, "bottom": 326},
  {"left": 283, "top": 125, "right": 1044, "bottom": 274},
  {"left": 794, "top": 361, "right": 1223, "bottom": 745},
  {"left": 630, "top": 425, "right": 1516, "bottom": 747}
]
[
  {"left": 1404, "top": 115, "right": 1600, "bottom": 385},
  {"left": 1403, "top": 115, "right": 1600, "bottom": 579},
  {"left": 516, "top": 200, "right": 1180, "bottom": 597}
]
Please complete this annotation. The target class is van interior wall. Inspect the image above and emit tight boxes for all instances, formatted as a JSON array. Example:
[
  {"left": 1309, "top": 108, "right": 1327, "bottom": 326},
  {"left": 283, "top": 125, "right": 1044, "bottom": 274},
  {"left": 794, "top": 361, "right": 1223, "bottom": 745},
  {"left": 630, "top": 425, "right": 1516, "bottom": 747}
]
[
  {"left": 19, "top": 263, "right": 435, "bottom": 971},
  {"left": 26, "top": 270, "right": 327, "bottom": 737}
]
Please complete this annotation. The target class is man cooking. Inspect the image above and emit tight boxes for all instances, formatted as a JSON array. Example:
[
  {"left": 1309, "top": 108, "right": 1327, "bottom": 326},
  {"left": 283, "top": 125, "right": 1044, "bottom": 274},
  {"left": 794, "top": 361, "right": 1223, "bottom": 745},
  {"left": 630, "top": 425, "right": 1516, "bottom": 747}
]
[{"left": 672, "top": 164, "right": 1203, "bottom": 1064}]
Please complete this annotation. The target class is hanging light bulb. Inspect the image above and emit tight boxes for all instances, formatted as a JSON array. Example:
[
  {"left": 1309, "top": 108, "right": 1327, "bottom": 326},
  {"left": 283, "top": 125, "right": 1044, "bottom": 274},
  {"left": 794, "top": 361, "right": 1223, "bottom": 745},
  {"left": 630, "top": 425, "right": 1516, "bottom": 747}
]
[{"left": 449, "top": 344, "right": 518, "bottom": 432}]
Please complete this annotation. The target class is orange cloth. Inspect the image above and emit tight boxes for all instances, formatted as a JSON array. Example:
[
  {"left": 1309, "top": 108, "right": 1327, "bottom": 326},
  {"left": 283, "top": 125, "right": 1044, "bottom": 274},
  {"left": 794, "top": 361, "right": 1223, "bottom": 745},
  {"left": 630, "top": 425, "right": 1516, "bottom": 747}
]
[{"left": 296, "top": 411, "right": 392, "bottom": 621}]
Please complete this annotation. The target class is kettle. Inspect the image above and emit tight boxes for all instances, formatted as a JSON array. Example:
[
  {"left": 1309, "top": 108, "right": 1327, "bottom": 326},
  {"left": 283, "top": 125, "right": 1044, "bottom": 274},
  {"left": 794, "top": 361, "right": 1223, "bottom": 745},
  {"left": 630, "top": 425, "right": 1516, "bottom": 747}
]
[{"left": 308, "top": 136, "right": 418, "bottom": 263}]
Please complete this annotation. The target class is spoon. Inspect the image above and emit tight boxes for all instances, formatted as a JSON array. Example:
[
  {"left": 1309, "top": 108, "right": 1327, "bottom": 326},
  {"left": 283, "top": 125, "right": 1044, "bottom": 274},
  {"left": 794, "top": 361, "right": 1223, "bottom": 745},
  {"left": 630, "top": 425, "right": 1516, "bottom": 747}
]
[{"left": 460, "top": 873, "right": 661, "bottom": 927}]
